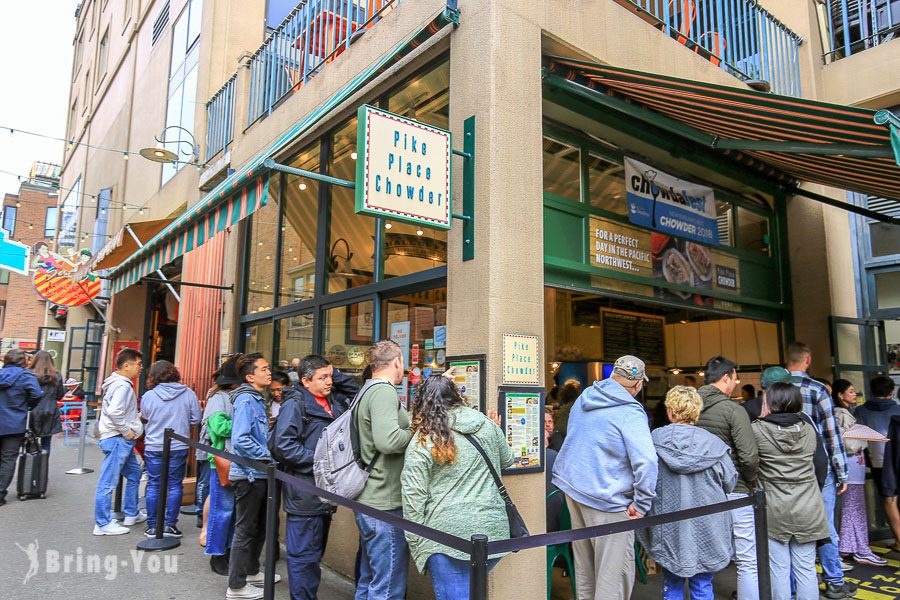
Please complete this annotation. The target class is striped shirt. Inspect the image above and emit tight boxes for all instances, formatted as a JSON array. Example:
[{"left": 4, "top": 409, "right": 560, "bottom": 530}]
[{"left": 790, "top": 370, "right": 848, "bottom": 484}]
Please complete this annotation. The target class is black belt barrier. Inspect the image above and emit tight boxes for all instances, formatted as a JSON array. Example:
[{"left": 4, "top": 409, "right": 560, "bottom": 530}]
[{"left": 144, "top": 428, "right": 772, "bottom": 600}]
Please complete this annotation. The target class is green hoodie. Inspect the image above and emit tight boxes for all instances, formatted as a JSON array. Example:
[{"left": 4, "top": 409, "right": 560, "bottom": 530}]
[{"left": 401, "top": 406, "right": 514, "bottom": 573}]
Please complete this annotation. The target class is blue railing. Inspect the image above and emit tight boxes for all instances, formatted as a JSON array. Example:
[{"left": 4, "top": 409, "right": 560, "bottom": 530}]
[
  {"left": 246, "top": 0, "right": 401, "bottom": 126},
  {"left": 624, "top": 0, "right": 803, "bottom": 96},
  {"left": 822, "top": 0, "right": 900, "bottom": 62},
  {"left": 205, "top": 74, "right": 236, "bottom": 161}
]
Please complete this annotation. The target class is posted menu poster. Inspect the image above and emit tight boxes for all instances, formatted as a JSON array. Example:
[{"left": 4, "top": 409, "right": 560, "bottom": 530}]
[
  {"left": 448, "top": 355, "right": 485, "bottom": 411},
  {"left": 502, "top": 333, "right": 540, "bottom": 386},
  {"left": 499, "top": 388, "right": 544, "bottom": 474}
]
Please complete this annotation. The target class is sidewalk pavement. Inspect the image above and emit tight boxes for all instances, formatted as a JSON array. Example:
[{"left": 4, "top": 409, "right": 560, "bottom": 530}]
[{"left": 0, "top": 434, "right": 355, "bottom": 599}]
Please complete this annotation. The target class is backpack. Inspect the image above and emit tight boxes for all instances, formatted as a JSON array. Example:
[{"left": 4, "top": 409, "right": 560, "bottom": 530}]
[{"left": 313, "top": 379, "right": 392, "bottom": 501}]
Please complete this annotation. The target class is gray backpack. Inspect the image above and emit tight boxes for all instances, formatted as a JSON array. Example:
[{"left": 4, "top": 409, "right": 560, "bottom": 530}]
[{"left": 313, "top": 380, "right": 392, "bottom": 501}]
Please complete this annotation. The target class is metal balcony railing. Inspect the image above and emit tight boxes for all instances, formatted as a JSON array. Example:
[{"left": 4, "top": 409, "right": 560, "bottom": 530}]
[
  {"left": 205, "top": 74, "right": 236, "bottom": 161},
  {"left": 622, "top": 0, "right": 804, "bottom": 96},
  {"left": 820, "top": 0, "right": 900, "bottom": 62},
  {"left": 246, "top": 0, "right": 401, "bottom": 126}
]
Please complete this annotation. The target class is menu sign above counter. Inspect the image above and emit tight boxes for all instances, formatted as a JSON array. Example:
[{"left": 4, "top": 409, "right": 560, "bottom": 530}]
[{"left": 601, "top": 309, "right": 666, "bottom": 366}]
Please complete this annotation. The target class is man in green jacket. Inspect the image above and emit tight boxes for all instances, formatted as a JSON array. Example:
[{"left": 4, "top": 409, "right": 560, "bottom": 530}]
[
  {"left": 695, "top": 355, "right": 759, "bottom": 600},
  {"left": 354, "top": 340, "right": 411, "bottom": 600}
]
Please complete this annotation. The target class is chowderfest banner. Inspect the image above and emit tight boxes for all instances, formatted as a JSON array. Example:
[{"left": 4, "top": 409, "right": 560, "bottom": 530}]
[
  {"left": 31, "top": 243, "right": 101, "bottom": 307},
  {"left": 624, "top": 157, "right": 719, "bottom": 245}
]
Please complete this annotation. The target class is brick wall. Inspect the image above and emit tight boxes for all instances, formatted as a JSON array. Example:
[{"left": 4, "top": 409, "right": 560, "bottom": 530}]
[{"left": 0, "top": 183, "right": 60, "bottom": 349}]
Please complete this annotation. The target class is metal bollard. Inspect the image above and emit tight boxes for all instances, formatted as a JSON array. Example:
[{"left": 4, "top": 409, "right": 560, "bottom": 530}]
[
  {"left": 263, "top": 463, "right": 278, "bottom": 600},
  {"left": 110, "top": 475, "right": 125, "bottom": 520},
  {"left": 137, "top": 428, "right": 180, "bottom": 551},
  {"left": 65, "top": 399, "right": 94, "bottom": 475},
  {"left": 752, "top": 488, "right": 772, "bottom": 600},
  {"left": 469, "top": 534, "right": 488, "bottom": 600}
]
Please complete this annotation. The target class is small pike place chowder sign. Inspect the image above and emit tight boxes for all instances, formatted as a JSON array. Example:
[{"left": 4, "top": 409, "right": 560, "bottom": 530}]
[{"left": 355, "top": 105, "right": 452, "bottom": 229}]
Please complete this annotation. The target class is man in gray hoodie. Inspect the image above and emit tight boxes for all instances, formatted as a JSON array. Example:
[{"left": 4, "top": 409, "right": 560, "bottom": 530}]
[{"left": 93, "top": 348, "right": 145, "bottom": 536}]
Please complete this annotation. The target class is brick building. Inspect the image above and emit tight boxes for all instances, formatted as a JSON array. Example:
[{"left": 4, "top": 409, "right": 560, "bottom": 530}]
[{"left": 0, "top": 161, "right": 61, "bottom": 353}]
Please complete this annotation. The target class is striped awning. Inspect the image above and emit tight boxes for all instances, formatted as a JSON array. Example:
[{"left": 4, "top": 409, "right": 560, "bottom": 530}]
[
  {"left": 544, "top": 56, "right": 900, "bottom": 203},
  {"left": 107, "top": 6, "right": 459, "bottom": 294}
]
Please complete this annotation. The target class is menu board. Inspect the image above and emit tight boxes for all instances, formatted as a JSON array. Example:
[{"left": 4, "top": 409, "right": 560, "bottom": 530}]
[
  {"left": 600, "top": 308, "right": 666, "bottom": 366},
  {"left": 447, "top": 355, "right": 485, "bottom": 412},
  {"left": 499, "top": 387, "right": 544, "bottom": 474}
]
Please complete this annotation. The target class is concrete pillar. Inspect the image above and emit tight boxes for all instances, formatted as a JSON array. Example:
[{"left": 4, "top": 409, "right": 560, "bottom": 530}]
[{"left": 447, "top": 1, "right": 546, "bottom": 597}]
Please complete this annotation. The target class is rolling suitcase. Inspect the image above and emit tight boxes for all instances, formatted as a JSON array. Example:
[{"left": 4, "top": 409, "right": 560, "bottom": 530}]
[{"left": 17, "top": 412, "right": 48, "bottom": 500}]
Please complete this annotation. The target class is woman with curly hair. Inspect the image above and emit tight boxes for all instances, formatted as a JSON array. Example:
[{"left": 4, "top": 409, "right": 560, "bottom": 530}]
[
  {"left": 140, "top": 360, "right": 201, "bottom": 538},
  {"left": 400, "top": 375, "right": 513, "bottom": 600}
]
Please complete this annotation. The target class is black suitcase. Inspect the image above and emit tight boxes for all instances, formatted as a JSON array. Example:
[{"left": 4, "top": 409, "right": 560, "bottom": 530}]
[{"left": 17, "top": 413, "right": 48, "bottom": 500}]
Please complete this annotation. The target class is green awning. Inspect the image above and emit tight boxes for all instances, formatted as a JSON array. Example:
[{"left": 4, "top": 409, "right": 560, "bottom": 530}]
[
  {"left": 108, "top": 6, "right": 459, "bottom": 293},
  {"left": 544, "top": 56, "right": 900, "bottom": 216}
]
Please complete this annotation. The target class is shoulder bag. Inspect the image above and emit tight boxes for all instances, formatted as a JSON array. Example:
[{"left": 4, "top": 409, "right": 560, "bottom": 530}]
[{"left": 462, "top": 434, "right": 529, "bottom": 540}]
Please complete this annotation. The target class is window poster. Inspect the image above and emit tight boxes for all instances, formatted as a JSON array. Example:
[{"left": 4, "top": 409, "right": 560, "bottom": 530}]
[
  {"left": 499, "top": 387, "right": 544, "bottom": 474},
  {"left": 447, "top": 354, "right": 485, "bottom": 412},
  {"left": 390, "top": 321, "right": 411, "bottom": 367}
]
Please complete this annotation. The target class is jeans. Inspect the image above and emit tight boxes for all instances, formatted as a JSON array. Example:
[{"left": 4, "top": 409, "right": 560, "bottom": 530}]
[
  {"left": 354, "top": 509, "right": 409, "bottom": 600},
  {"left": 205, "top": 468, "right": 235, "bottom": 556},
  {"left": 94, "top": 436, "right": 142, "bottom": 526},
  {"left": 286, "top": 514, "right": 332, "bottom": 600},
  {"left": 426, "top": 553, "right": 500, "bottom": 600},
  {"left": 769, "top": 537, "right": 818, "bottom": 600},
  {"left": 661, "top": 570, "right": 714, "bottom": 600},
  {"left": 819, "top": 470, "right": 844, "bottom": 585},
  {"left": 144, "top": 449, "right": 188, "bottom": 529},
  {"left": 0, "top": 434, "right": 24, "bottom": 501},
  {"left": 728, "top": 492, "right": 759, "bottom": 600},
  {"left": 228, "top": 478, "right": 268, "bottom": 590},
  {"left": 195, "top": 460, "right": 210, "bottom": 511}
]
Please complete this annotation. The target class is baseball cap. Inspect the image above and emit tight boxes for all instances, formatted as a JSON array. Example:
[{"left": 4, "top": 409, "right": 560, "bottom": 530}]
[
  {"left": 613, "top": 355, "right": 649, "bottom": 382},
  {"left": 64, "top": 377, "right": 82, "bottom": 386},
  {"left": 760, "top": 366, "right": 801, "bottom": 390}
]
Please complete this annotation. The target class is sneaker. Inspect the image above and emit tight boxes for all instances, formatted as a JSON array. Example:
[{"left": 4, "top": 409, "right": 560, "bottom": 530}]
[
  {"left": 123, "top": 511, "right": 147, "bottom": 526},
  {"left": 839, "top": 558, "right": 855, "bottom": 571},
  {"left": 823, "top": 582, "right": 858, "bottom": 599},
  {"left": 245, "top": 572, "right": 282, "bottom": 586},
  {"left": 93, "top": 521, "right": 130, "bottom": 536},
  {"left": 144, "top": 526, "right": 157, "bottom": 538},
  {"left": 854, "top": 551, "right": 888, "bottom": 566},
  {"left": 225, "top": 585, "right": 264, "bottom": 600},
  {"left": 163, "top": 525, "right": 183, "bottom": 539}
]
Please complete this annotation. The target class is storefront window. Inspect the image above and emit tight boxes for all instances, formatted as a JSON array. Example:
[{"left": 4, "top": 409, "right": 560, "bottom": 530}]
[
  {"left": 588, "top": 153, "right": 626, "bottom": 215},
  {"left": 244, "top": 321, "right": 274, "bottom": 356},
  {"left": 245, "top": 180, "right": 280, "bottom": 314},
  {"left": 328, "top": 118, "right": 375, "bottom": 293},
  {"left": 737, "top": 207, "right": 769, "bottom": 255},
  {"left": 383, "top": 288, "right": 447, "bottom": 402},
  {"left": 322, "top": 300, "right": 374, "bottom": 379},
  {"left": 870, "top": 222, "right": 900, "bottom": 258},
  {"left": 382, "top": 220, "right": 447, "bottom": 278},
  {"left": 279, "top": 144, "right": 320, "bottom": 306},
  {"left": 276, "top": 313, "right": 313, "bottom": 365},
  {"left": 875, "top": 270, "right": 900, "bottom": 310},
  {"left": 543, "top": 137, "right": 581, "bottom": 201},
  {"left": 387, "top": 61, "right": 449, "bottom": 130}
]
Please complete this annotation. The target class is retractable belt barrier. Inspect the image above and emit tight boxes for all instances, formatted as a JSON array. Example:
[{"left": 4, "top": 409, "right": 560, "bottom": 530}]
[{"left": 150, "top": 429, "right": 772, "bottom": 600}]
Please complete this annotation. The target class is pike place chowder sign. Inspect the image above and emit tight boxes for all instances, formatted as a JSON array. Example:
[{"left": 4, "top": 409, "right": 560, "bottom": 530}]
[{"left": 355, "top": 105, "right": 452, "bottom": 229}]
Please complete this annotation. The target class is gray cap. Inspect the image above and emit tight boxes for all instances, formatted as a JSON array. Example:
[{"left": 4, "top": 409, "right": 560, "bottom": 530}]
[{"left": 613, "top": 355, "right": 649, "bottom": 382}]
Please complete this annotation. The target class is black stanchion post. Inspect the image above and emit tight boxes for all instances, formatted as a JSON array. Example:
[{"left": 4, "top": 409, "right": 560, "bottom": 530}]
[
  {"left": 752, "top": 488, "right": 772, "bottom": 600},
  {"left": 111, "top": 475, "right": 125, "bottom": 520},
  {"left": 137, "top": 428, "right": 180, "bottom": 551},
  {"left": 469, "top": 534, "right": 488, "bottom": 600},
  {"left": 263, "top": 462, "right": 278, "bottom": 600}
]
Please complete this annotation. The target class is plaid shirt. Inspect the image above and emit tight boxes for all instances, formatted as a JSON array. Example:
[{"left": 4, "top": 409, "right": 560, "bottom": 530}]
[{"left": 791, "top": 371, "right": 849, "bottom": 483}]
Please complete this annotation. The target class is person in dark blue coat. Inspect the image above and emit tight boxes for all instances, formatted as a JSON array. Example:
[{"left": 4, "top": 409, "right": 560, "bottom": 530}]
[
  {"left": 270, "top": 354, "right": 359, "bottom": 600},
  {"left": 0, "top": 348, "right": 44, "bottom": 506}
]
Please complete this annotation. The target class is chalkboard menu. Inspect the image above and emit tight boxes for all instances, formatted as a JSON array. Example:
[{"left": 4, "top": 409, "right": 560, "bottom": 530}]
[{"left": 600, "top": 309, "right": 666, "bottom": 366}]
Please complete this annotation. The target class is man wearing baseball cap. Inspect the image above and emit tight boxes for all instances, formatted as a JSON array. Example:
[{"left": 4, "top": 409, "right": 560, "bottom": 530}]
[{"left": 552, "top": 355, "right": 658, "bottom": 600}]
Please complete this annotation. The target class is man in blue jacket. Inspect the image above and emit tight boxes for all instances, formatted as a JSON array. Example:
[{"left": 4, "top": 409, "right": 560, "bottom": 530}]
[
  {"left": 226, "top": 353, "right": 281, "bottom": 600},
  {"left": 271, "top": 355, "right": 359, "bottom": 600},
  {"left": 0, "top": 349, "right": 43, "bottom": 506},
  {"left": 552, "top": 355, "right": 658, "bottom": 600}
]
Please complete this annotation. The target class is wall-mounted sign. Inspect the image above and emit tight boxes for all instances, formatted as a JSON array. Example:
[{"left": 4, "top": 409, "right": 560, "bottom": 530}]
[
  {"left": 600, "top": 309, "right": 666, "bottom": 366},
  {"left": 0, "top": 228, "right": 29, "bottom": 275},
  {"left": 31, "top": 243, "right": 101, "bottom": 307},
  {"left": 625, "top": 157, "right": 718, "bottom": 245},
  {"left": 447, "top": 354, "right": 486, "bottom": 412},
  {"left": 589, "top": 215, "right": 740, "bottom": 304},
  {"left": 356, "top": 105, "right": 452, "bottom": 229},
  {"left": 498, "top": 387, "right": 545, "bottom": 474},
  {"left": 502, "top": 333, "right": 540, "bottom": 386}
]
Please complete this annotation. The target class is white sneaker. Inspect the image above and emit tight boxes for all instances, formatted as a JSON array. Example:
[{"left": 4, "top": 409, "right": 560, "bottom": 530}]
[
  {"left": 93, "top": 521, "right": 130, "bottom": 536},
  {"left": 123, "top": 511, "right": 147, "bottom": 526},
  {"left": 245, "top": 572, "right": 282, "bottom": 586},
  {"left": 225, "top": 586, "right": 264, "bottom": 600}
]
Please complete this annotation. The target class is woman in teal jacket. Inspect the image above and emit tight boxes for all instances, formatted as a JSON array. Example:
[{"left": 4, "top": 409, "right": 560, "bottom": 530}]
[{"left": 401, "top": 376, "right": 514, "bottom": 600}]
